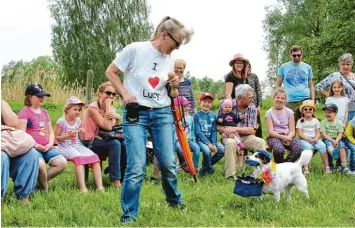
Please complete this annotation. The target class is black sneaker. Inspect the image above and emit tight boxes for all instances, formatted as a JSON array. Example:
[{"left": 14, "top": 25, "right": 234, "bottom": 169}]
[
  {"left": 103, "top": 166, "right": 110, "bottom": 174},
  {"left": 169, "top": 203, "right": 186, "bottom": 211},
  {"left": 150, "top": 176, "right": 158, "bottom": 184}
]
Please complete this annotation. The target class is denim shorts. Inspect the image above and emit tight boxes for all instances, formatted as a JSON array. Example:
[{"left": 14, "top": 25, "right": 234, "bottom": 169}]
[
  {"left": 322, "top": 138, "right": 346, "bottom": 149},
  {"left": 36, "top": 148, "right": 63, "bottom": 165}
]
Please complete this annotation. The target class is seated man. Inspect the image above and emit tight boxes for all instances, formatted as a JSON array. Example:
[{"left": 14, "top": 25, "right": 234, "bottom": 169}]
[{"left": 217, "top": 85, "right": 266, "bottom": 179}]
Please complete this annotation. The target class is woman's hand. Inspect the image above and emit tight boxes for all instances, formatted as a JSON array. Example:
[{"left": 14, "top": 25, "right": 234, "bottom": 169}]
[
  {"left": 121, "top": 92, "right": 137, "bottom": 105},
  {"left": 105, "top": 97, "right": 114, "bottom": 109},
  {"left": 168, "top": 75, "right": 180, "bottom": 88},
  {"left": 78, "top": 128, "right": 85, "bottom": 134}
]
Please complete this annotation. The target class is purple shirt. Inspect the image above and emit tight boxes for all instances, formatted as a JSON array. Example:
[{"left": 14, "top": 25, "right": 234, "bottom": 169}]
[{"left": 265, "top": 107, "right": 294, "bottom": 134}]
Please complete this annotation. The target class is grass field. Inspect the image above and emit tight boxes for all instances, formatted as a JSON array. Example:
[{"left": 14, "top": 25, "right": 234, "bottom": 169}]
[{"left": 2, "top": 100, "right": 355, "bottom": 227}]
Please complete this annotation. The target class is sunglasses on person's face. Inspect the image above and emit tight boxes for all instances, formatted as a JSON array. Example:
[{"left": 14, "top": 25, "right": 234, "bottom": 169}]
[
  {"left": 166, "top": 31, "right": 181, "bottom": 48},
  {"left": 303, "top": 108, "right": 313, "bottom": 111},
  {"left": 103, "top": 91, "right": 117, "bottom": 97},
  {"left": 292, "top": 54, "right": 302, "bottom": 58}
]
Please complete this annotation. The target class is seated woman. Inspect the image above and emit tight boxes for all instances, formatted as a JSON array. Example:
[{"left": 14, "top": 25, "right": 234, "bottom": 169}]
[
  {"left": 81, "top": 82, "right": 125, "bottom": 187},
  {"left": 1, "top": 100, "right": 39, "bottom": 204},
  {"left": 265, "top": 88, "right": 303, "bottom": 163}
]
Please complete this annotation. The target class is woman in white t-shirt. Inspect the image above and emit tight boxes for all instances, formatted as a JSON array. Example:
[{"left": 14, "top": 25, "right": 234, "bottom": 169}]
[
  {"left": 296, "top": 100, "right": 328, "bottom": 174},
  {"left": 105, "top": 16, "right": 193, "bottom": 223}
]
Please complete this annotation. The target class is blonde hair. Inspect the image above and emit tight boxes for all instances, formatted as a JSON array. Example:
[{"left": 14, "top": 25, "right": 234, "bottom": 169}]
[
  {"left": 175, "top": 59, "right": 186, "bottom": 68},
  {"left": 272, "top": 87, "right": 287, "bottom": 100},
  {"left": 64, "top": 104, "right": 83, "bottom": 114},
  {"left": 329, "top": 80, "right": 345, "bottom": 97},
  {"left": 151, "top": 16, "right": 194, "bottom": 45},
  {"left": 96, "top": 81, "right": 114, "bottom": 97}
]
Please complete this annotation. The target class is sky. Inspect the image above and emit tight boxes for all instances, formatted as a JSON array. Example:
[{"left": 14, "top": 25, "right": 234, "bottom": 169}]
[{"left": 0, "top": 0, "right": 278, "bottom": 82}]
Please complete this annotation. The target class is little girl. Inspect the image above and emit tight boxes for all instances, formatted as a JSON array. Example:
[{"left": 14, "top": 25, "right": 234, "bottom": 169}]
[
  {"left": 54, "top": 96, "right": 103, "bottom": 193},
  {"left": 296, "top": 100, "right": 327, "bottom": 174},
  {"left": 217, "top": 98, "right": 244, "bottom": 152},
  {"left": 326, "top": 80, "right": 349, "bottom": 128},
  {"left": 18, "top": 84, "right": 67, "bottom": 190}
]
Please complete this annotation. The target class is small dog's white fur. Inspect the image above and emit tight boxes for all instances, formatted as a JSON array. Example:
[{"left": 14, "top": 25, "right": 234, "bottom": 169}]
[{"left": 245, "top": 150, "right": 313, "bottom": 201}]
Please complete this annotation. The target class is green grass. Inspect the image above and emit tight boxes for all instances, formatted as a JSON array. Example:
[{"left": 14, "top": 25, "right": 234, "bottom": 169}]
[{"left": 2, "top": 100, "right": 355, "bottom": 227}]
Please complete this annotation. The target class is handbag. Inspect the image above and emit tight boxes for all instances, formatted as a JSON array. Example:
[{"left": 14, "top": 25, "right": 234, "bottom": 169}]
[
  {"left": 1, "top": 128, "right": 36, "bottom": 157},
  {"left": 98, "top": 125, "right": 124, "bottom": 140}
]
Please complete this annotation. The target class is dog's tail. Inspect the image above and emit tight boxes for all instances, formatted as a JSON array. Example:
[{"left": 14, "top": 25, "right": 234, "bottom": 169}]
[{"left": 297, "top": 150, "right": 313, "bottom": 166}]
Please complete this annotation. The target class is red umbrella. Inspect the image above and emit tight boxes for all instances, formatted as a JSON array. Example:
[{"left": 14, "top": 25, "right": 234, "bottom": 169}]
[
  {"left": 171, "top": 103, "right": 197, "bottom": 182},
  {"left": 168, "top": 72, "right": 197, "bottom": 182}
]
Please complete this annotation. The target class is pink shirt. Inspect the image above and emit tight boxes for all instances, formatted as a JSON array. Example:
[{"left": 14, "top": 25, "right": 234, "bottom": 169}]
[
  {"left": 265, "top": 107, "right": 294, "bottom": 135},
  {"left": 18, "top": 106, "right": 50, "bottom": 145},
  {"left": 82, "top": 102, "right": 101, "bottom": 140}
]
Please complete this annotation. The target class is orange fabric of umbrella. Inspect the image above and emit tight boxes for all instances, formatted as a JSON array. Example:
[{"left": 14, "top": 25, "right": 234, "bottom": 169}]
[{"left": 171, "top": 104, "right": 197, "bottom": 182}]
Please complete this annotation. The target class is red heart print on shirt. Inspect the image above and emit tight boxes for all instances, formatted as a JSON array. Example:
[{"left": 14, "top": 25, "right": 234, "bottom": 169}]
[{"left": 148, "top": 76, "right": 160, "bottom": 89}]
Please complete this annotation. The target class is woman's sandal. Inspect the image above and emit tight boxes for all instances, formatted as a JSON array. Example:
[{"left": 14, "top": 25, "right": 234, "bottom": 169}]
[{"left": 97, "top": 187, "right": 105, "bottom": 192}]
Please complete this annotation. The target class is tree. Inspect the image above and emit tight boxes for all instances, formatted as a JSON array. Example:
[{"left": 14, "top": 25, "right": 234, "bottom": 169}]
[
  {"left": 48, "top": 0, "right": 153, "bottom": 88},
  {"left": 263, "top": 0, "right": 355, "bottom": 91}
]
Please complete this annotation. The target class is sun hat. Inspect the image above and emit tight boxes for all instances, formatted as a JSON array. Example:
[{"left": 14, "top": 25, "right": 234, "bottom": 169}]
[
  {"left": 299, "top": 100, "right": 316, "bottom": 112},
  {"left": 322, "top": 103, "right": 338, "bottom": 113},
  {"left": 173, "top": 96, "right": 191, "bottom": 106},
  {"left": 199, "top": 93, "right": 214, "bottom": 102},
  {"left": 25, "top": 84, "right": 50, "bottom": 97},
  {"left": 65, "top": 96, "right": 85, "bottom": 108},
  {"left": 229, "top": 53, "right": 249, "bottom": 66}
]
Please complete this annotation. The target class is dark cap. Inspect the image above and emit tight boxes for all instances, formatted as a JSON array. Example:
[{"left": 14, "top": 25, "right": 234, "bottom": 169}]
[
  {"left": 25, "top": 84, "right": 50, "bottom": 97},
  {"left": 322, "top": 103, "right": 338, "bottom": 113}
]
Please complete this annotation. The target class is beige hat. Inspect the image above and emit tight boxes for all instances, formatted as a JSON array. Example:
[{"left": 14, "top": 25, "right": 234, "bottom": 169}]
[
  {"left": 299, "top": 100, "right": 316, "bottom": 112},
  {"left": 229, "top": 53, "right": 249, "bottom": 66}
]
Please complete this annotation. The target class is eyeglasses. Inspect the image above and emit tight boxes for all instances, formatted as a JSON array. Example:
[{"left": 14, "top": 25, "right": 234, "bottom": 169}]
[
  {"left": 166, "top": 31, "right": 181, "bottom": 48},
  {"left": 303, "top": 108, "right": 313, "bottom": 111},
  {"left": 103, "top": 91, "right": 117, "bottom": 97},
  {"left": 292, "top": 54, "right": 302, "bottom": 58}
]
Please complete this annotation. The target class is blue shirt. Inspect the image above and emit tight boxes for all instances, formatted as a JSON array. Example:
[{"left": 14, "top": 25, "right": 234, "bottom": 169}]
[
  {"left": 194, "top": 111, "right": 217, "bottom": 145},
  {"left": 278, "top": 61, "right": 313, "bottom": 102}
]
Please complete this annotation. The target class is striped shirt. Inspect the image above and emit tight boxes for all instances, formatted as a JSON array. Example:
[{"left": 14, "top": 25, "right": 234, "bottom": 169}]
[{"left": 179, "top": 79, "right": 196, "bottom": 115}]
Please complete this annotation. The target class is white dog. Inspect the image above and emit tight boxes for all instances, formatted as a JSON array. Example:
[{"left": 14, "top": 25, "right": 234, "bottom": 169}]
[{"left": 245, "top": 149, "right": 313, "bottom": 201}]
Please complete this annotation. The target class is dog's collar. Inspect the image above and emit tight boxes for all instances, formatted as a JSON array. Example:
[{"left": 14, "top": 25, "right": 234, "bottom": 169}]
[{"left": 261, "top": 161, "right": 276, "bottom": 184}]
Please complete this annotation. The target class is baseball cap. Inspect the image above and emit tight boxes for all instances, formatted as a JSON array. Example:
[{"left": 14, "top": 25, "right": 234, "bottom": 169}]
[
  {"left": 322, "top": 103, "right": 338, "bottom": 113},
  {"left": 173, "top": 96, "right": 191, "bottom": 106},
  {"left": 199, "top": 93, "right": 214, "bottom": 102},
  {"left": 25, "top": 84, "right": 50, "bottom": 97},
  {"left": 65, "top": 96, "right": 85, "bottom": 107}
]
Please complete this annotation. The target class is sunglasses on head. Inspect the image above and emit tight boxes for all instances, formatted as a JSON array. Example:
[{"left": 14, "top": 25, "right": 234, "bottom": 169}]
[
  {"left": 103, "top": 91, "right": 117, "bottom": 97},
  {"left": 303, "top": 107, "right": 313, "bottom": 111},
  {"left": 292, "top": 54, "right": 302, "bottom": 58},
  {"left": 166, "top": 31, "right": 181, "bottom": 48}
]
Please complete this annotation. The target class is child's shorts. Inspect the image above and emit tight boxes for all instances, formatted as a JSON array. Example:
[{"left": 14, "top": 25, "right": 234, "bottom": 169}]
[
  {"left": 322, "top": 138, "right": 346, "bottom": 149},
  {"left": 36, "top": 148, "right": 63, "bottom": 165}
]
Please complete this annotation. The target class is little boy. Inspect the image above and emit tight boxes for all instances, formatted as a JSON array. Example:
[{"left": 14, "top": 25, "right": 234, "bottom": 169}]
[
  {"left": 194, "top": 93, "right": 224, "bottom": 176},
  {"left": 320, "top": 103, "right": 354, "bottom": 175}
]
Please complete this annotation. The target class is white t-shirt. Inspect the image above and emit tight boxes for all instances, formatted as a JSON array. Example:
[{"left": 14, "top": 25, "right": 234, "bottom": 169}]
[
  {"left": 325, "top": 96, "right": 349, "bottom": 123},
  {"left": 113, "top": 41, "right": 175, "bottom": 108},
  {"left": 296, "top": 118, "right": 320, "bottom": 138}
]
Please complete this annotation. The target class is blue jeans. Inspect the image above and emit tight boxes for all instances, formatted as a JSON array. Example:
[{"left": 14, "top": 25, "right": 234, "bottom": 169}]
[
  {"left": 174, "top": 140, "right": 200, "bottom": 169},
  {"left": 299, "top": 138, "right": 327, "bottom": 154},
  {"left": 1, "top": 149, "right": 39, "bottom": 199},
  {"left": 197, "top": 141, "right": 224, "bottom": 171},
  {"left": 36, "top": 148, "right": 63, "bottom": 165},
  {"left": 82, "top": 138, "right": 123, "bottom": 180},
  {"left": 343, "top": 138, "right": 355, "bottom": 171},
  {"left": 120, "top": 107, "right": 181, "bottom": 222}
]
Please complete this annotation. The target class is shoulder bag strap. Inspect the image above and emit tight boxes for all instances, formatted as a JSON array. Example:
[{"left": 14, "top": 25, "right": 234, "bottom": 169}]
[{"left": 340, "top": 72, "right": 355, "bottom": 91}]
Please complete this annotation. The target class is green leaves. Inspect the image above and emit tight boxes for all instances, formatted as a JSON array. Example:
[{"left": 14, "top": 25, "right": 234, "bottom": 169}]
[
  {"left": 48, "top": 0, "right": 153, "bottom": 88},
  {"left": 263, "top": 0, "right": 355, "bottom": 93}
]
